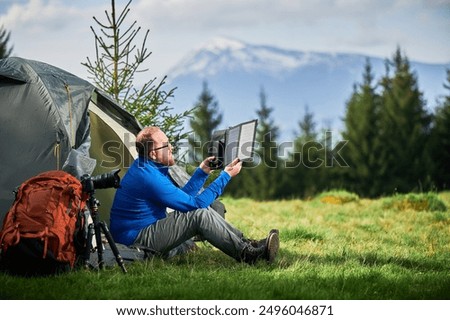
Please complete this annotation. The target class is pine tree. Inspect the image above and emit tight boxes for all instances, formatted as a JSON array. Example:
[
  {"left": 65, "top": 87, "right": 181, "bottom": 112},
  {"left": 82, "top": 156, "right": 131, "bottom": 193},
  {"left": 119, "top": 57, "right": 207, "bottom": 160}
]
[
  {"left": 0, "top": 25, "right": 13, "bottom": 58},
  {"left": 188, "top": 81, "right": 223, "bottom": 162},
  {"left": 284, "top": 106, "right": 321, "bottom": 198},
  {"left": 82, "top": 0, "right": 191, "bottom": 143},
  {"left": 256, "top": 88, "right": 279, "bottom": 167},
  {"left": 378, "top": 47, "right": 432, "bottom": 194},
  {"left": 430, "top": 69, "right": 450, "bottom": 190},
  {"left": 246, "top": 88, "right": 280, "bottom": 200},
  {"left": 341, "top": 59, "right": 382, "bottom": 197}
]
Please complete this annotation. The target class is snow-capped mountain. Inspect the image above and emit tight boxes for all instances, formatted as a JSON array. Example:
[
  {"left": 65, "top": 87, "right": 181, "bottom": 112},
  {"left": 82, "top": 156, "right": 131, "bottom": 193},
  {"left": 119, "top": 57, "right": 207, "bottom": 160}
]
[
  {"left": 170, "top": 36, "right": 337, "bottom": 78},
  {"left": 167, "top": 37, "right": 449, "bottom": 142}
]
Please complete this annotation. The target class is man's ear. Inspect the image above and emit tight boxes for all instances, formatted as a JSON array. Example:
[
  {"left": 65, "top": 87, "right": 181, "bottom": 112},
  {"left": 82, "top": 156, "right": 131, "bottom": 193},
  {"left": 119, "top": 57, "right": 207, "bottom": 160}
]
[{"left": 149, "top": 150, "right": 156, "bottom": 160}]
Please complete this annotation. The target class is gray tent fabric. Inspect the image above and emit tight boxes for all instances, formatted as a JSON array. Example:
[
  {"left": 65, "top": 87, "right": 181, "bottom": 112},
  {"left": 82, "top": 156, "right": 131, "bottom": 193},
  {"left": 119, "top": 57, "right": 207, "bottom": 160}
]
[
  {"left": 0, "top": 57, "right": 94, "bottom": 221},
  {"left": 0, "top": 57, "right": 142, "bottom": 223}
]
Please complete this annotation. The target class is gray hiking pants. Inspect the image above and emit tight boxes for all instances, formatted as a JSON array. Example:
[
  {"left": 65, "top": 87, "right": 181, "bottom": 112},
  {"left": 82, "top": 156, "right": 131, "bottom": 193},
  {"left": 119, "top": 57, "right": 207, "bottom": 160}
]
[{"left": 133, "top": 207, "right": 247, "bottom": 260}]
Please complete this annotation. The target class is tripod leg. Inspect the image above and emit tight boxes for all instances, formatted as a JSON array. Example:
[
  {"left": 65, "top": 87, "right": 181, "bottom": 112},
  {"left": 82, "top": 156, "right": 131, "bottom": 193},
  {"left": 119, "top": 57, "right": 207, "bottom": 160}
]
[
  {"left": 99, "top": 221, "right": 127, "bottom": 273},
  {"left": 94, "top": 222, "right": 105, "bottom": 270},
  {"left": 83, "top": 223, "right": 95, "bottom": 269}
]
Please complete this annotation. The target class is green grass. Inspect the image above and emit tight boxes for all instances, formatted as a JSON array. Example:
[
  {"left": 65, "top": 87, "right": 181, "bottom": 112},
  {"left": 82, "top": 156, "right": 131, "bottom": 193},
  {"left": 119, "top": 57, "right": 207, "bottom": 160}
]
[
  {"left": 382, "top": 192, "right": 447, "bottom": 212},
  {"left": 1, "top": 192, "right": 449, "bottom": 300}
]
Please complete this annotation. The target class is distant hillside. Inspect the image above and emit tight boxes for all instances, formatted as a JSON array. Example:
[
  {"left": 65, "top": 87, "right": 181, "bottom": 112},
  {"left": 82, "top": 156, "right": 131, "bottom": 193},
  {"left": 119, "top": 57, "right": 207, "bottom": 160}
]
[{"left": 167, "top": 37, "right": 449, "bottom": 142}]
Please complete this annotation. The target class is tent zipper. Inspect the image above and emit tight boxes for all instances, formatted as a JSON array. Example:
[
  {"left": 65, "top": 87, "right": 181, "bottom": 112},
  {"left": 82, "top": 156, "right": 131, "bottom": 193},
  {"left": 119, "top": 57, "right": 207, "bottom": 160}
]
[
  {"left": 65, "top": 84, "right": 75, "bottom": 148},
  {"left": 54, "top": 134, "right": 61, "bottom": 170}
]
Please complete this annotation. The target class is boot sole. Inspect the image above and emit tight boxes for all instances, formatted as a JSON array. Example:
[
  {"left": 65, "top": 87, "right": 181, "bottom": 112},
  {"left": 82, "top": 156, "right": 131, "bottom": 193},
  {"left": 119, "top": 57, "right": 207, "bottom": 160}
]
[{"left": 265, "top": 232, "right": 279, "bottom": 263}]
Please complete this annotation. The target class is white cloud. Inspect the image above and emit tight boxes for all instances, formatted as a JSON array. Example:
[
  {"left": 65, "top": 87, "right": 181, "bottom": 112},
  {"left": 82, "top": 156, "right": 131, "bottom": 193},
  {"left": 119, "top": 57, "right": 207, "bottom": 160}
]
[
  {"left": 127, "top": 0, "right": 450, "bottom": 63},
  {"left": 2, "top": 0, "right": 84, "bottom": 31},
  {"left": 0, "top": 0, "right": 101, "bottom": 79},
  {"left": 0, "top": 0, "right": 448, "bottom": 82}
]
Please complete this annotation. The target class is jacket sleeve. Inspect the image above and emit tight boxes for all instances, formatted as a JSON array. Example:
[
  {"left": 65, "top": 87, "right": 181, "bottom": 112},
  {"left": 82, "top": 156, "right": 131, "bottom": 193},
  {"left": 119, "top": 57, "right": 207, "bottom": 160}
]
[
  {"left": 180, "top": 168, "right": 209, "bottom": 196},
  {"left": 142, "top": 168, "right": 231, "bottom": 212}
]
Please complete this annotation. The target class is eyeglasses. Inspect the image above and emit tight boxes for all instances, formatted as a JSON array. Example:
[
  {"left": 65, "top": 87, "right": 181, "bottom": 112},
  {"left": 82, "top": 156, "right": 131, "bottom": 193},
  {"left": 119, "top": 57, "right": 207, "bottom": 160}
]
[{"left": 151, "top": 143, "right": 171, "bottom": 151}]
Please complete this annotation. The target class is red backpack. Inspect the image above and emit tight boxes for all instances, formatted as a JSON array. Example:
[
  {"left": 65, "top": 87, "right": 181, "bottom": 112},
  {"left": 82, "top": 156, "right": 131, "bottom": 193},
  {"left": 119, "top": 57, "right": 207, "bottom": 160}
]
[{"left": 0, "top": 171, "right": 88, "bottom": 276}]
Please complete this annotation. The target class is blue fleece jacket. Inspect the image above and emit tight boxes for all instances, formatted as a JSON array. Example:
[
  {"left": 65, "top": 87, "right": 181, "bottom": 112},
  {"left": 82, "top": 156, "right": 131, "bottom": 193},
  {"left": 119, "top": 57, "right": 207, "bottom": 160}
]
[{"left": 110, "top": 157, "right": 231, "bottom": 245}]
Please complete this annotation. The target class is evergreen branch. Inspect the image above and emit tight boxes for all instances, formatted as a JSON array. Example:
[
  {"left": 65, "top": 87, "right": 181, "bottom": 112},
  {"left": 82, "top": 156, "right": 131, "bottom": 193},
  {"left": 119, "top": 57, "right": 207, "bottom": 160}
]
[
  {"left": 93, "top": 14, "right": 112, "bottom": 29},
  {"left": 117, "top": 0, "right": 132, "bottom": 26}
]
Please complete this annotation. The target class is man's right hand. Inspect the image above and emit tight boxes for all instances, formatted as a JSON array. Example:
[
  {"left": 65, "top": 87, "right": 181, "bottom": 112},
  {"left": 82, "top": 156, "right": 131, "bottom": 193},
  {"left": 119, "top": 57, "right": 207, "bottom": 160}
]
[{"left": 224, "top": 158, "right": 242, "bottom": 178}]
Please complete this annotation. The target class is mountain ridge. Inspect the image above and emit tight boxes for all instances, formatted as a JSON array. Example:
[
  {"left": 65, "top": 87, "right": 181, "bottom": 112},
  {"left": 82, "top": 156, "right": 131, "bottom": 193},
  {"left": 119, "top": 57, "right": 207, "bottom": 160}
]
[{"left": 167, "top": 37, "right": 449, "bottom": 142}]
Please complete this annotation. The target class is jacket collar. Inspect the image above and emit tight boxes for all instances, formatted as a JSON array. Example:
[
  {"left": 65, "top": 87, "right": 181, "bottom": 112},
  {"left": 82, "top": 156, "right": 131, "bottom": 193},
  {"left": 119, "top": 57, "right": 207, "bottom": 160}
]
[{"left": 138, "top": 156, "right": 169, "bottom": 174}]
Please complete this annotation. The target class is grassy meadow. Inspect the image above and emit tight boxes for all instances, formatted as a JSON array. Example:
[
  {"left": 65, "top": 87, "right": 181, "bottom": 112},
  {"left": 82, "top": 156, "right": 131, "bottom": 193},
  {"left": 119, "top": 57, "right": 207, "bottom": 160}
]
[{"left": 1, "top": 191, "right": 449, "bottom": 300}]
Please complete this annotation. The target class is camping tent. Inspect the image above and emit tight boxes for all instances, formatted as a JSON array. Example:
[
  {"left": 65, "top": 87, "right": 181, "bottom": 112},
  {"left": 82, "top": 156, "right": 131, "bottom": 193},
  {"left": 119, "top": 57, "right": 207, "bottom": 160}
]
[{"left": 0, "top": 57, "right": 142, "bottom": 223}]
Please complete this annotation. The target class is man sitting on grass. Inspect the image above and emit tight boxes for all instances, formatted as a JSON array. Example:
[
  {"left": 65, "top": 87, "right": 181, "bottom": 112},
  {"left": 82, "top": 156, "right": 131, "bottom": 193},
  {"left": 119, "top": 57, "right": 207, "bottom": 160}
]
[{"left": 110, "top": 126, "right": 279, "bottom": 264}]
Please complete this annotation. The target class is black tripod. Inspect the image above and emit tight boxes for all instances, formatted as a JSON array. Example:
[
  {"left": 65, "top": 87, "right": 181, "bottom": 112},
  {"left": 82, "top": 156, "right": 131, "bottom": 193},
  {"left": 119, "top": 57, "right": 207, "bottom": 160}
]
[{"left": 81, "top": 172, "right": 127, "bottom": 273}]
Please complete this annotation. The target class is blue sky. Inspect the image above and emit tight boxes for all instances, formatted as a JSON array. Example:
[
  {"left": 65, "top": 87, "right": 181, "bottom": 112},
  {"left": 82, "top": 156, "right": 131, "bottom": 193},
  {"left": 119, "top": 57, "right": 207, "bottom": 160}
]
[{"left": 1, "top": 0, "right": 449, "bottom": 82}]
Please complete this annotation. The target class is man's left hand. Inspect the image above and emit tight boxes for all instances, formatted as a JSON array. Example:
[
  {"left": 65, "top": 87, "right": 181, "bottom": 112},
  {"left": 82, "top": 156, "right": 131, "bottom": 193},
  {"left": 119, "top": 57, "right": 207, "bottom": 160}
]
[{"left": 200, "top": 156, "right": 217, "bottom": 174}]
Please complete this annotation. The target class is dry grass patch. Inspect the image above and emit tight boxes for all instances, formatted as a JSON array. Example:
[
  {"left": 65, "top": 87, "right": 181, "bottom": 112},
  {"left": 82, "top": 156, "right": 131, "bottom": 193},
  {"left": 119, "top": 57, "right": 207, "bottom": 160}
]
[{"left": 316, "top": 190, "right": 360, "bottom": 205}]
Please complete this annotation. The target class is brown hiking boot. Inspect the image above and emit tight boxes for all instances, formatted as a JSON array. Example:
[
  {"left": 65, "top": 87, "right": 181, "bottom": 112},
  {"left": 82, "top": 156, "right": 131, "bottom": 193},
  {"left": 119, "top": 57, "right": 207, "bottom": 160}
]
[
  {"left": 241, "top": 229, "right": 279, "bottom": 264},
  {"left": 264, "top": 230, "right": 279, "bottom": 263},
  {"left": 246, "top": 229, "right": 279, "bottom": 248},
  {"left": 240, "top": 244, "right": 266, "bottom": 264}
]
